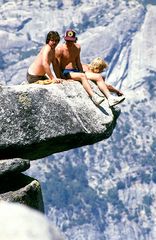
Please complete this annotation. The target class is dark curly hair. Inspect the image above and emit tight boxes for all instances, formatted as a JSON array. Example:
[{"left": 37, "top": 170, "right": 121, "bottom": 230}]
[{"left": 46, "top": 31, "right": 60, "bottom": 44}]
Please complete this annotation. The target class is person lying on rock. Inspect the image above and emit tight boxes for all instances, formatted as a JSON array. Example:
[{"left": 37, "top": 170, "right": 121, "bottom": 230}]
[
  {"left": 55, "top": 29, "right": 125, "bottom": 106},
  {"left": 82, "top": 57, "right": 123, "bottom": 96},
  {"left": 27, "top": 31, "right": 63, "bottom": 84}
]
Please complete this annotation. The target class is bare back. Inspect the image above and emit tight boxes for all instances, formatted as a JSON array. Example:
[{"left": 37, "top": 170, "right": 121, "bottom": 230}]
[{"left": 56, "top": 42, "right": 82, "bottom": 70}]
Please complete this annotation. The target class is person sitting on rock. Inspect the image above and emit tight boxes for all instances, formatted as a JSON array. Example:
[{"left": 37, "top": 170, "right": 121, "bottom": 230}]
[
  {"left": 55, "top": 29, "right": 125, "bottom": 106},
  {"left": 82, "top": 57, "right": 123, "bottom": 96},
  {"left": 27, "top": 31, "right": 63, "bottom": 84}
]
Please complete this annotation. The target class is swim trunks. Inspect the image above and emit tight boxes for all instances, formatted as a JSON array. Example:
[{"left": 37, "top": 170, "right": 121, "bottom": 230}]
[
  {"left": 62, "top": 69, "right": 82, "bottom": 78},
  {"left": 27, "top": 72, "right": 48, "bottom": 83}
]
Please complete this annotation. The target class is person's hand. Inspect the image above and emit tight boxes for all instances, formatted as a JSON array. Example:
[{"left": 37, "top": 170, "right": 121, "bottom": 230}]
[
  {"left": 53, "top": 78, "right": 63, "bottom": 83},
  {"left": 117, "top": 91, "right": 123, "bottom": 96}
]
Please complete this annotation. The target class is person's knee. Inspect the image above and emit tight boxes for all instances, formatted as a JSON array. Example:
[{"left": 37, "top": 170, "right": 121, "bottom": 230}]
[
  {"left": 80, "top": 72, "right": 86, "bottom": 78},
  {"left": 79, "top": 73, "right": 87, "bottom": 81},
  {"left": 96, "top": 75, "right": 103, "bottom": 82}
]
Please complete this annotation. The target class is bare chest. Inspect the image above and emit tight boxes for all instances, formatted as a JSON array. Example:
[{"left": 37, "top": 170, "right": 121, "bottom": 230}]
[{"left": 62, "top": 48, "right": 78, "bottom": 61}]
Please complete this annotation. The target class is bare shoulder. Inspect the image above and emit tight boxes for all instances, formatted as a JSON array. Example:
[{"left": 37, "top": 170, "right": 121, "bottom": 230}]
[
  {"left": 75, "top": 43, "right": 81, "bottom": 50},
  {"left": 82, "top": 64, "right": 90, "bottom": 72},
  {"left": 55, "top": 44, "right": 64, "bottom": 54},
  {"left": 41, "top": 44, "right": 52, "bottom": 55},
  {"left": 58, "top": 43, "right": 66, "bottom": 50},
  {"left": 44, "top": 44, "right": 51, "bottom": 51}
]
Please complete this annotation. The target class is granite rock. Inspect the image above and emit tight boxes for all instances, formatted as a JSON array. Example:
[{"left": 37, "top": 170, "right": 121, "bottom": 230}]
[
  {"left": 0, "top": 82, "right": 119, "bottom": 160},
  {"left": 0, "top": 173, "right": 44, "bottom": 212},
  {"left": 0, "top": 158, "right": 30, "bottom": 177}
]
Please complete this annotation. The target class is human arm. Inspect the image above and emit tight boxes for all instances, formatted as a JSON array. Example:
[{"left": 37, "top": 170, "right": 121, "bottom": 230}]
[
  {"left": 42, "top": 45, "right": 56, "bottom": 80},
  {"left": 106, "top": 84, "right": 123, "bottom": 96},
  {"left": 75, "top": 44, "right": 83, "bottom": 72},
  {"left": 55, "top": 47, "right": 64, "bottom": 79},
  {"left": 52, "top": 56, "right": 62, "bottom": 79}
]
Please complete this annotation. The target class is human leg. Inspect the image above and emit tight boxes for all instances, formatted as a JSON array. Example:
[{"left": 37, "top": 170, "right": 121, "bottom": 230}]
[
  {"left": 68, "top": 72, "right": 104, "bottom": 105},
  {"left": 85, "top": 71, "right": 125, "bottom": 106},
  {"left": 85, "top": 72, "right": 111, "bottom": 98},
  {"left": 68, "top": 72, "right": 94, "bottom": 97}
]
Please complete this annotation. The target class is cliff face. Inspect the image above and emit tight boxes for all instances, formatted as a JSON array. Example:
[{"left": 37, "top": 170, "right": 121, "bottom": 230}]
[
  {"left": 0, "top": 158, "right": 44, "bottom": 212},
  {"left": 0, "top": 81, "right": 119, "bottom": 160},
  {"left": 0, "top": 80, "right": 120, "bottom": 238},
  {"left": 0, "top": 79, "right": 120, "bottom": 214}
]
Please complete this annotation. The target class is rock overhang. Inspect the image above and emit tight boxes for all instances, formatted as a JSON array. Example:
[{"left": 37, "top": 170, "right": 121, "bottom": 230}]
[{"left": 0, "top": 82, "right": 120, "bottom": 160}]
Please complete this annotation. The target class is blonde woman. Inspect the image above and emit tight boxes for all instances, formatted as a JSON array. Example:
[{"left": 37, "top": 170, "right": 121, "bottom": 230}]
[{"left": 83, "top": 57, "right": 123, "bottom": 96}]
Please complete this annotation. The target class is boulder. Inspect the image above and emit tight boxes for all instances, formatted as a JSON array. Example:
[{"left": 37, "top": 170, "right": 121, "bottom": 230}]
[
  {"left": 0, "top": 173, "right": 44, "bottom": 212},
  {"left": 0, "top": 158, "right": 30, "bottom": 177},
  {"left": 0, "top": 82, "right": 119, "bottom": 160}
]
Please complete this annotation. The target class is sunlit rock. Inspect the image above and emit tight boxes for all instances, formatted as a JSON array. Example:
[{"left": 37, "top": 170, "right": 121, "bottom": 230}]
[
  {"left": 0, "top": 82, "right": 119, "bottom": 160},
  {"left": 0, "top": 158, "right": 30, "bottom": 177}
]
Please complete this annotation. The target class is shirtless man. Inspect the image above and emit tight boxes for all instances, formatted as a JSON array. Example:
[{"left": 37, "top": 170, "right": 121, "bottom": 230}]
[
  {"left": 27, "top": 31, "right": 63, "bottom": 84},
  {"left": 55, "top": 29, "right": 125, "bottom": 106}
]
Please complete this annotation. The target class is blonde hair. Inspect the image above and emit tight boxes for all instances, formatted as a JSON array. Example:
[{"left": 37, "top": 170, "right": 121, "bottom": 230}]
[{"left": 89, "top": 57, "right": 108, "bottom": 73}]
